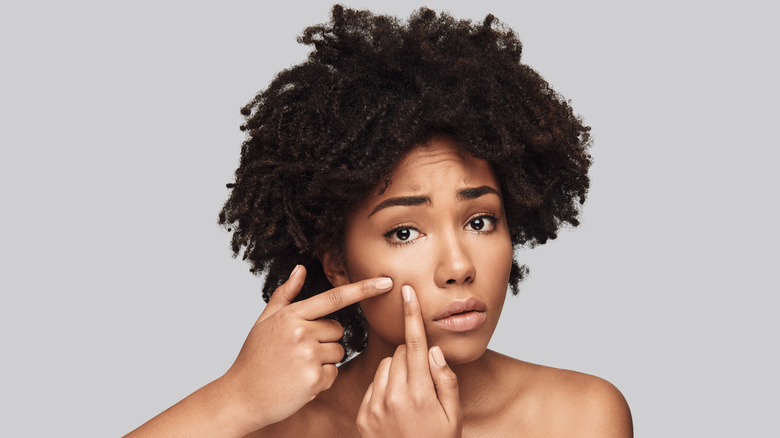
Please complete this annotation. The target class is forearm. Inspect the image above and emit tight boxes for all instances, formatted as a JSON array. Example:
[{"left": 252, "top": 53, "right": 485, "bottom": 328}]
[
  {"left": 124, "top": 270, "right": 382, "bottom": 437},
  {"left": 123, "top": 377, "right": 267, "bottom": 438}
]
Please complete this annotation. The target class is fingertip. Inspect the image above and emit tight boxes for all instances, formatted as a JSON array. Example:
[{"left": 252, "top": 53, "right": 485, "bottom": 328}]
[
  {"left": 374, "top": 277, "right": 393, "bottom": 291},
  {"left": 402, "top": 285, "right": 414, "bottom": 303},
  {"left": 430, "top": 345, "right": 447, "bottom": 368},
  {"left": 293, "top": 264, "right": 308, "bottom": 280},
  {"left": 276, "top": 264, "right": 306, "bottom": 304}
]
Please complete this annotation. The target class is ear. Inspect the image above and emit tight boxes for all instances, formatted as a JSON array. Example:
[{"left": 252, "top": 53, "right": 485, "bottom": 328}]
[{"left": 319, "top": 250, "right": 350, "bottom": 288}]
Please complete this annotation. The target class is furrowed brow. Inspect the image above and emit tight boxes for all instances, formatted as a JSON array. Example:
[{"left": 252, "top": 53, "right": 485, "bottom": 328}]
[
  {"left": 456, "top": 186, "right": 500, "bottom": 201},
  {"left": 368, "top": 196, "right": 431, "bottom": 217}
]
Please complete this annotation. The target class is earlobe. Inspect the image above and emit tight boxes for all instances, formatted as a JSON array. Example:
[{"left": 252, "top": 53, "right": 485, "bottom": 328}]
[{"left": 319, "top": 251, "right": 350, "bottom": 288}]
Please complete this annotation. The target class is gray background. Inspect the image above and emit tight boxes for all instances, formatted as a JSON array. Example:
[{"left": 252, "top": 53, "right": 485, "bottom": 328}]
[{"left": 1, "top": 0, "right": 777, "bottom": 436}]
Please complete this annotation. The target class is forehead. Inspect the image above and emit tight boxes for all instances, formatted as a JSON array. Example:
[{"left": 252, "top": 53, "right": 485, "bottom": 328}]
[{"left": 382, "top": 137, "right": 499, "bottom": 196}]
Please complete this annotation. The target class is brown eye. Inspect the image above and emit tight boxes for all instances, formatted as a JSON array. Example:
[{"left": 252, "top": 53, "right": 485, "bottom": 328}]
[
  {"left": 385, "top": 227, "right": 420, "bottom": 243},
  {"left": 466, "top": 215, "right": 496, "bottom": 232}
]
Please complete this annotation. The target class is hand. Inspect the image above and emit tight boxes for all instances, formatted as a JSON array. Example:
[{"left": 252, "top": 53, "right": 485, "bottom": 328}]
[
  {"left": 220, "top": 265, "right": 394, "bottom": 430},
  {"left": 356, "top": 285, "right": 462, "bottom": 438}
]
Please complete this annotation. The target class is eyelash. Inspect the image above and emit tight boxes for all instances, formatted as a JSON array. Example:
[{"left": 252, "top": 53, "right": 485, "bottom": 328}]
[
  {"left": 382, "top": 213, "right": 500, "bottom": 247},
  {"left": 383, "top": 223, "right": 421, "bottom": 246},
  {"left": 465, "top": 213, "right": 500, "bottom": 233}
]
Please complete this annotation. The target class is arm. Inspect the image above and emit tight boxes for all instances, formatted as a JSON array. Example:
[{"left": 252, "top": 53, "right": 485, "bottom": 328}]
[
  {"left": 122, "top": 378, "right": 252, "bottom": 438},
  {"left": 124, "top": 266, "right": 394, "bottom": 438}
]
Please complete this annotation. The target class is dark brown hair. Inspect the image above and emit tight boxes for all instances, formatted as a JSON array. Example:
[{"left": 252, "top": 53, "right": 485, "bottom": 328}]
[{"left": 219, "top": 5, "right": 591, "bottom": 358}]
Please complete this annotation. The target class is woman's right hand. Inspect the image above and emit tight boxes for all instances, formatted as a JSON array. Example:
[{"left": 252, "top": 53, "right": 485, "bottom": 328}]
[
  {"left": 124, "top": 266, "right": 391, "bottom": 438},
  {"left": 219, "top": 265, "right": 393, "bottom": 432}
]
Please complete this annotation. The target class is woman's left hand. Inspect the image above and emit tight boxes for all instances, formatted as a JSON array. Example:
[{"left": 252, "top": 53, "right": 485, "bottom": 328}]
[{"left": 356, "top": 285, "right": 462, "bottom": 438}]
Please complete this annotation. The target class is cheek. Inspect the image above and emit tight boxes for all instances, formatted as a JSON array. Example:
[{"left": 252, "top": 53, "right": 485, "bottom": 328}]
[
  {"left": 347, "top": 245, "right": 431, "bottom": 344},
  {"left": 359, "top": 289, "right": 405, "bottom": 345},
  {"left": 485, "top": 237, "right": 513, "bottom": 287}
]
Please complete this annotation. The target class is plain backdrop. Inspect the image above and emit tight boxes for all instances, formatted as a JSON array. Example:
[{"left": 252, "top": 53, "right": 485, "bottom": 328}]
[{"left": 1, "top": 1, "right": 777, "bottom": 436}]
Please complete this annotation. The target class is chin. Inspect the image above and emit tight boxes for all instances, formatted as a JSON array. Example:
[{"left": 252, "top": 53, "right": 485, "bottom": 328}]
[{"left": 437, "top": 337, "right": 490, "bottom": 365}]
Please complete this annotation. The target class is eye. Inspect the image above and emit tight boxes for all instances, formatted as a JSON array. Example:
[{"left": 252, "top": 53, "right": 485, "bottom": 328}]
[
  {"left": 465, "top": 215, "right": 497, "bottom": 232},
  {"left": 385, "top": 226, "right": 421, "bottom": 244}
]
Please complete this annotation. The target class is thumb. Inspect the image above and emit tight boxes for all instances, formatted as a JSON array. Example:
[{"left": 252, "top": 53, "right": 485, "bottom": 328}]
[
  {"left": 259, "top": 264, "right": 306, "bottom": 321},
  {"left": 428, "top": 346, "right": 462, "bottom": 423}
]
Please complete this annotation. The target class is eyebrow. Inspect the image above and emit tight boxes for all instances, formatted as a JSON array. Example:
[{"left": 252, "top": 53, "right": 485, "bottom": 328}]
[
  {"left": 367, "top": 185, "right": 500, "bottom": 217},
  {"left": 456, "top": 185, "right": 500, "bottom": 201},
  {"left": 368, "top": 196, "right": 431, "bottom": 217}
]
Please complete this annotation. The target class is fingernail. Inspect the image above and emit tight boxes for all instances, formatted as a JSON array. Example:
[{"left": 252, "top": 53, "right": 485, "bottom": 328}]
[
  {"left": 431, "top": 346, "right": 446, "bottom": 367},
  {"left": 375, "top": 277, "right": 393, "bottom": 290},
  {"left": 402, "top": 285, "right": 412, "bottom": 302},
  {"left": 289, "top": 265, "right": 300, "bottom": 279}
]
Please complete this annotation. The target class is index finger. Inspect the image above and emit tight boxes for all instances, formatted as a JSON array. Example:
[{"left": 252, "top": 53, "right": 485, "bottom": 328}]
[
  {"left": 402, "top": 285, "right": 432, "bottom": 387},
  {"left": 296, "top": 277, "right": 393, "bottom": 320}
]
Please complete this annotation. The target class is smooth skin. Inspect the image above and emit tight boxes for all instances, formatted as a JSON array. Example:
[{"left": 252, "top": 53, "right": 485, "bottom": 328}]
[
  {"left": 251, "top": 137, "right": 632, "bottom": 437},
  {"left": 126, "top": 137, "right": 632, "bottom": 437}
]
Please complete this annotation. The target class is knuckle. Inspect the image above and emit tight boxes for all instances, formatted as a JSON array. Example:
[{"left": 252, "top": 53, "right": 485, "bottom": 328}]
[
  {"left": 406, "top": 336, "right": 426, "bottom": 350},
  {"left": 326, "top": 290, "right": 344, "bottom": 307},
  {"left": 370, "top": 403, "right": 383, "bottom": 417},
  {"left": 356, "top": 411, "right": 377, "bottom": 435},
  {"left": 361, "top": 279, "right": 382, "bottom": 298},
  {"left": 436, "top": 372, "right": 459, "bottom": 390},
  {"left": 290, "top": 325, "right": 307, "bottom": 342},
  {"left": 443, "top": 368, "right": 458, "bottom": 381},
  {"left": 300, "top": 344, "right": 316, "bottom": 361},
  {"left": 410, "top": 390, "right": 426, "bottom": 406},
  {"left": 272, "top": 285, "right": 292, "bottom": 303},
  {"left": 301, "top": 366, "right": 322, "bottom": 394},
  {"left": 301, "top": 367, "right": 320, "bottom": 389},
  {"left": 355, "top": 418, "right": 367, "bottom": 434},
  {"left": 386, "top": 391, "right": 405, "bottom": 410}
]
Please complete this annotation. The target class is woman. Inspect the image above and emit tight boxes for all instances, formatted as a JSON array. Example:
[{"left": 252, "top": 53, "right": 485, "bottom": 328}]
[{"left": 126, "top": 5, "right": 632, "bottom": 437}]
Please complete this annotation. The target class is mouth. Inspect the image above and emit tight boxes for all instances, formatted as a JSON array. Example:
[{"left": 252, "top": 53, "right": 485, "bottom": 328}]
[{"left": 432, "top": 298, "right": 487, "bottom": 332}]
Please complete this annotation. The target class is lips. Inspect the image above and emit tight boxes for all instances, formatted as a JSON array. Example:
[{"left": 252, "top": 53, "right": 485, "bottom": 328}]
[{"left": 432, "top": 298, "right": 487, "bottom": 332}]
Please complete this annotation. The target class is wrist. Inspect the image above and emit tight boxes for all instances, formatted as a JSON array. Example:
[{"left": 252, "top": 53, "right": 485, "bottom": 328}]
[{"left": 199, "top": 374, "right": 269, "bottom": 436}]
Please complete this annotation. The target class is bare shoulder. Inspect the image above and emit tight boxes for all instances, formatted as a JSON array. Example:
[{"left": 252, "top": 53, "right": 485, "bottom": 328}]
[
  {"left": 489, "top": 352, "right": 633, "bottom": 438},
  {"left": 541, "top": 365, "right": 633, "bottom": 437}
]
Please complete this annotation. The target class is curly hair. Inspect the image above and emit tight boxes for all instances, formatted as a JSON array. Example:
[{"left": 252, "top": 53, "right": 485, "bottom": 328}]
[{"left": 218, "top": 5, "right": 592, "bottom": 358}]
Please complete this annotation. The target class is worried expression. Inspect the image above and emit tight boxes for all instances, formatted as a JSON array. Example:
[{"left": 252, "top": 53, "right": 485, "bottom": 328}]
[{"left": 328, "top": 136, "right": 514, "bottom": 364}]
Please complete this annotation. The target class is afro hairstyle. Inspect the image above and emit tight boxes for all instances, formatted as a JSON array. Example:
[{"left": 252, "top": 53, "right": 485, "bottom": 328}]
[{"left": 218, "top": 5, "right": 592, "bottom": 359}]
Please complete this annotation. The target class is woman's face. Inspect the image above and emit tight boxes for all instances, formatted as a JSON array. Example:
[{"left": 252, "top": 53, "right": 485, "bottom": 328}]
[{"left": 339, "top": 136, "right": 514, "bottom": 364}]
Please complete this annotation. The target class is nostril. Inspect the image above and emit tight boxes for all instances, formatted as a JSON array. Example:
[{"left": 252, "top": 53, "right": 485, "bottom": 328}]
[{"left": 446, "top": 276, "right": 472, "bottom": 285}]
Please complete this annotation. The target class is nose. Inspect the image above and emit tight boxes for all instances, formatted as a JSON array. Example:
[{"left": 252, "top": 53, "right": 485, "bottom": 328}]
[{"left": 434, "top": 230, "right": 477, "bottom": 287}]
